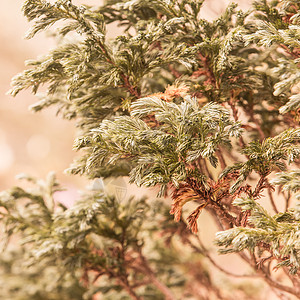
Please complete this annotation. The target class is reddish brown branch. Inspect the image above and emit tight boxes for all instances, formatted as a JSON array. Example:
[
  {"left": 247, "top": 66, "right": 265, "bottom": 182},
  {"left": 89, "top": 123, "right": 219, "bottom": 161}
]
[
  {"left": 208, "top": 200, "right": 236, "bottom": 229},
  {"left": 259, "top": 269, "right": 300, "bottom": 298},
  {"left": 228, "top": 96, "right": 246, "bottom": 148},
  {"left": 168, "top": 64, "right": 181, "bottom": 78},
  {"left": 120, "top": 73, "right": 141, "bottom": 98},
  {"left": 252, "top": 176, "right": 268, "bottom": 198},
  {"left": 194, "top": 236, "right": 256, "bottom": 278},
  {"left": 280, "top": 43, "right": 300, "bottom": 59},
  {"left": 98, "top": 42, "right": 141, "bottom": 99},
  {"left": 267, "top": 182, "right": 279, "bottom": 214},
  {"left": 197, "top": 53, "right": 218, "bottom": 89},
  {"left": 138, "top": 251, "right": 176, "bottom": 300},
  {"left": 282, "top": 266, "right": 300, "bottom": 291},
  {"left": 250, "top": 251, "right": 300, "bottom": 298},
  {"left": 119, "top": 278, "right": 143, "bottom": 300}
]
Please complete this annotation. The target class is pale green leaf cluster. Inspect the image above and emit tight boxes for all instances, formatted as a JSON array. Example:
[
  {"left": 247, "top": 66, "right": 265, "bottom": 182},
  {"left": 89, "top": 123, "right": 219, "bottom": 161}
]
[
  {"left": 221, "top": 128, "right": 300, "bottom": 192},
  {"left": 0, "top": 174, "right": 191, "bottom": 299},
  {"left": 75, "top": 96, "right": 242, "bottom": 194},
  {"left": 216, "top": 197, "right": 300, "bottom": 274},
  {"left": 0, "top": 248, "right": 87, "bottom": 300},
  {"left": 248, "top": 1, "right": 300, "bottom": 114},
  {"left": 271, "top": 169, "right": 300, "bottom": 199},
  {"left": 9, "top": 0, "right": 286, "bottom": 181},
  {"left": 23, "top": 0, "right": 106, "bottom": 40},
  {"left": 246, "top": 21, "right": 300, "bottom": 49}
]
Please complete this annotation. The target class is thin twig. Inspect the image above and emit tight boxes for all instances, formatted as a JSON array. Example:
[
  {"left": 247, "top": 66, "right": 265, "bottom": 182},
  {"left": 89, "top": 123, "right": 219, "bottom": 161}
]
[
  {"left": 267, "top": 184, "right": 279, "bottom": 214},
  {"left": 206, "top": 207, "right": 225, "bottom": 231},
  {"left": 252, "top": 175, "right": 267, "bottom": 198},
  {"left": 195, "top": 236, "right": 256, "bottom": 278},
  {"left": 282, "top": 266, "right": 300, "bottom": 291},
  {"left": 138, "top": 251, "right": 176, "bottom": 300},
  {"left": 252, "top": 252, "right": 300, "bottom": 298},
  {"left": 208, "top": 200, "right": 236, "bottom": 229},
  {"left": 228, "top": 97, "right": 246, "bottom": 148},
  {"left": 258, "top": 270, "right": 300, "bottom": 298},
  {"left": 168, "top": 64, "right": 181, "bottom": 78},
  {"left": 98, "top": 38, "right": 141, "bottom": 99},
  {"left": 269, "top": 286, "right": 291, "bottom": 300},
  {"left": 119, "top": 278, "right": 143, "bottom": 300}
]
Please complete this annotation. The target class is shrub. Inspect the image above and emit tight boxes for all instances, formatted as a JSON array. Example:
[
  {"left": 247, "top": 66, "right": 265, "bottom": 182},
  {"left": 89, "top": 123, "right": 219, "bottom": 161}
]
[{"left": 3, "top": 0, "right": 300, "bottom": 299}]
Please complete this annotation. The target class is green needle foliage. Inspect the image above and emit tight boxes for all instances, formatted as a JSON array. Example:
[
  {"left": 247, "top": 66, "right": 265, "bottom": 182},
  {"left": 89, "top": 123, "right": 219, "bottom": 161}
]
[
  {"left": 75, "top": 96, "right": 242, "bottom": 195},
  {"left": 216, "top": 197, "right": 300, "bottom": 275},
  {"left": 4, "top": 0, "right": 300, "bottom": 299}
]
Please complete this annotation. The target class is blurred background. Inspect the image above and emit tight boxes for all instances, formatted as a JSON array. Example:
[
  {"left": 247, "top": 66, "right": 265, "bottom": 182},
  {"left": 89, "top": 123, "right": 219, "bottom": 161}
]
[{"left": 0, "top": 1, "right": 83, "bottom": 191}]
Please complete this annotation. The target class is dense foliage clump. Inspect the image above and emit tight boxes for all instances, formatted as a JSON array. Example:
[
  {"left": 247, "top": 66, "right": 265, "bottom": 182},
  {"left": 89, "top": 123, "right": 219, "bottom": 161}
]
[{"left": 3, "top": 0, "right": 300, "bottom": 299}]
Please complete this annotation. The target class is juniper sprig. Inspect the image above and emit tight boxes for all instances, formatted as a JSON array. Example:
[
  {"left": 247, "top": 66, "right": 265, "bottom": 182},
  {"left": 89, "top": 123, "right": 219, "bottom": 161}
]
[{"left": 4, "top": 0, "right": 300, "bottom": 299}]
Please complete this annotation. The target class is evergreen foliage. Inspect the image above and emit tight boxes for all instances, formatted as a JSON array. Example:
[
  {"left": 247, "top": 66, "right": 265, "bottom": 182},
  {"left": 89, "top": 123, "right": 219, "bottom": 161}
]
[{"left": 4, "top": 0, "right": 300, "bottom": 298}]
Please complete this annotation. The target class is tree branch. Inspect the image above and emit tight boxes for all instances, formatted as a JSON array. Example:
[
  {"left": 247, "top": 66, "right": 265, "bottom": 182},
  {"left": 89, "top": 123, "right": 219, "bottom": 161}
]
[{"left": 138, "top": 251, "right": 177, "bottom": 300}]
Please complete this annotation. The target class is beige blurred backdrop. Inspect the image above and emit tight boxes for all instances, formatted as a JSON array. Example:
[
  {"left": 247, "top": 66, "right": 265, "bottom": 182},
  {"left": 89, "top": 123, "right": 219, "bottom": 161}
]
[{"left": 0, "top": 1, "right": 83, "bottom": 191}]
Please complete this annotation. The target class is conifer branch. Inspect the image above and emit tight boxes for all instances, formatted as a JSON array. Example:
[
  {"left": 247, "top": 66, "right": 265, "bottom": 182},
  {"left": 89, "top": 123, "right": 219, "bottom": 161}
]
[
  {"left": 138, "top": 251, "right": 176, "bottom": 300},
  {"left": 5, "top": 0, "right": 300, "bottom": 298}
]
